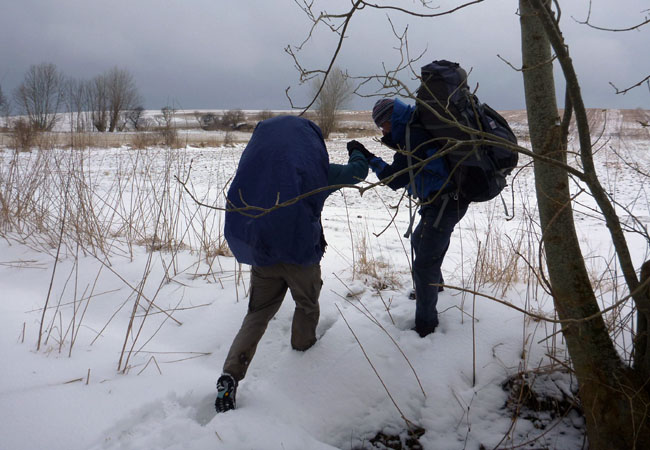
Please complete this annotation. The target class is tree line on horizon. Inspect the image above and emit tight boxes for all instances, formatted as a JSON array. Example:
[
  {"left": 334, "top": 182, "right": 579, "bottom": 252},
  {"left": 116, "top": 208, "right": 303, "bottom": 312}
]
[
  {"left": 0, "top": 63, "right": 357, "bottom": 139},
  {"left": 0, "top": 62, "right": 143, "bottom": 133}
]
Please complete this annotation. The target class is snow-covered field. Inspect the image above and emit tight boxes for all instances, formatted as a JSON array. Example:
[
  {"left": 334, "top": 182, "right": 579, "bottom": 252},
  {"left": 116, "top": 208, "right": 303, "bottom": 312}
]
[{"left": 1, "top": 110, "right": 649, "bottom": 449}]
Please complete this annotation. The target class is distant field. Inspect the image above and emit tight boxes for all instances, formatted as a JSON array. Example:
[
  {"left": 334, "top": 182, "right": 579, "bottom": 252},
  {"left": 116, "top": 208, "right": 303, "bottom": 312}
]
[{"left": 0, "top": 108, "right": 647, "bottom": 148}]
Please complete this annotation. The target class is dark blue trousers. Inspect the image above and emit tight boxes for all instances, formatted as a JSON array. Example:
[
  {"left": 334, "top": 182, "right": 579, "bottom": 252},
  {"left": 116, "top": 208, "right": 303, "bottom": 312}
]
[{"left": 411, "top": 196, "right": 469, "bottom": 336}]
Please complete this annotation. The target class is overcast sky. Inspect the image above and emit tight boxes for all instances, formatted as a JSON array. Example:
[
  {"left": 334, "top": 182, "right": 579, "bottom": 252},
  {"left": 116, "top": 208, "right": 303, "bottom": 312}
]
[{"left": 1, "top": 0, "right": 648, "bottom": 111}]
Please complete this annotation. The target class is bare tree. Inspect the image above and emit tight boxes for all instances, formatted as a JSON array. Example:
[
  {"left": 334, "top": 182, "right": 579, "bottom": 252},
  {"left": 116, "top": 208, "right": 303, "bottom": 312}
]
[
  {"left": 88, "top": 74, "right": 109, "bottom": 132},
  {"left": 65, "top": 78, "right": 94, "bottom": 132},
  {"left": 0, "top": 84, "right": 6, "bottom": 111},
  {"left": 13, "top": 62, "right": 66, "bottom": 131},
  {"left": 290, "top": 1, "right": 650, "bottom": 448},
  {"left": 125, "top": 106, "right": 146, "bottom": 131},
  {"left": 519, "top": 1, "right": 650, "bottom": 448},
  {"left": 158, "top": 105, "right": 178, "bottom": 147},
  {"left": 104, "top": 67, "right": 142, "bottom": 132},
  {"left": 312, "top": 66, "right": 352, "bottom": 138},
  {"left": 0, "top": 83, "right": 10, "bottom": 126}
]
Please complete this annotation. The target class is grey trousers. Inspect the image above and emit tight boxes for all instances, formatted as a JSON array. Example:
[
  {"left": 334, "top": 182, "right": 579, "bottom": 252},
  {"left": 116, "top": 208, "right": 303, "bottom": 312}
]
[{"left": 222, "top": 263, "right": 322, "bottom": 382}]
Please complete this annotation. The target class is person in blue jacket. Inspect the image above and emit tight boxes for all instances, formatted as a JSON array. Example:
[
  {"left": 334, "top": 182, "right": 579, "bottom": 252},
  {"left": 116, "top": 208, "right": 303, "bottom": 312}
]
[
  {"left": 348, "top": 98, "right": 470, "bottom": 339},
  {"left": 215, "top": 115, "right": 368, "bottom": 413}
]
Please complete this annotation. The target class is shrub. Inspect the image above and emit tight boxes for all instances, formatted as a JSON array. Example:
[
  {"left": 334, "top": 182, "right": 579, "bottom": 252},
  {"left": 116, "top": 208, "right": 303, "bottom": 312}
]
[
  {"left": 221, "top": 109, "right": 245, "bottom": 129},
  {"left": 11, "top": 119, "right": 37, "bottom": 151},
  {"left": 255, "top": 110, "right": 275, "bottom": 122},
  {"left": 131, "top": 132, "right": 158, "bottom": 149}
]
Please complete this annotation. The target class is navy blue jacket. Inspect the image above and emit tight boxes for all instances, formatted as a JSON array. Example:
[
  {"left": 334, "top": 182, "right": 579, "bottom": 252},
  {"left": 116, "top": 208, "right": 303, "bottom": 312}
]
[
  {"left": 369, "top": 99, "right": 450, "bottom": 199},
  {"left": 225, "top": 115, "right": 368, "bottom": 266}
]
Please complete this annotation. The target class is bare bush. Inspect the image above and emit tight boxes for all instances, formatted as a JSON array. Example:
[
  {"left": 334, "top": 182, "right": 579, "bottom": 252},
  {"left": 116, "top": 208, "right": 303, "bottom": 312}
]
[
  {"left": 255, "top": 110, "right": 275, "bottom": 123},
  {"left": 312, "top": 66, "right": 352, "bottom": 138},
  {"left": 198, "top": 113, "right": 218, "bottom": 130},
  {"left": 158, "top": 106, "right": 179, "bottom": 147},
  {"left": 125, "top": 106, "right": 146, "bottom": 131},
  {"left": 221, "top": 109, "right": 245, "bottom": 129},
  {"left": 11, "top": 119, "right": 37, "bottom": 151}
]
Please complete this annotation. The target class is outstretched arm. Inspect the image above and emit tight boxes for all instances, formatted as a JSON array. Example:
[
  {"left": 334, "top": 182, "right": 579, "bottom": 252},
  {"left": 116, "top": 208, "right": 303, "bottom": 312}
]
[
  {"left": 328, "top": 149, "right": 369, "bottom": 186},
  {"left": 369, "top": 152, "right": 410, "bottom": 191}
]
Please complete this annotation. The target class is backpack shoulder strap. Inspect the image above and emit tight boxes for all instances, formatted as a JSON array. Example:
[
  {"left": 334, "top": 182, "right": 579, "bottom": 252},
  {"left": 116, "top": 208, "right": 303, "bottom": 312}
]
[{"left": 403, "top": 117, "right": 418, "bottom": 239}]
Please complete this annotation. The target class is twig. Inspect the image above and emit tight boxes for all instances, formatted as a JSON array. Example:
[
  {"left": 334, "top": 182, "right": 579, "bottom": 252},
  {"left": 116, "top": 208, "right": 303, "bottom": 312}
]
[
  {"left": 332, "top": 279, "right": 426, "bottom": 399},
  {"left": 442, "top": 276, "right": 650, "bottom": 325},
  {"left": 335, "top": 304, "right": 418, "bottom": 429},
  {"left": 609, "top": 75, "right": 650, "bottom": 96},
  {"left": 37, "top": 178, "right": 70, "bottom": 351}
]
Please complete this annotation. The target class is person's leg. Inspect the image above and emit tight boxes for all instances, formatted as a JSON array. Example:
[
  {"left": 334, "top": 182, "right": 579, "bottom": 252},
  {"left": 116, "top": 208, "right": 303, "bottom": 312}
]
[
  {"left": 222, "top": 264, "right": 287, "bottom": 381},
  {"left": 411, "top": 199, "right": 468, "bottom": 337},
  {"left": 284, "top": 263, "right": 322, "bottom": 351}
]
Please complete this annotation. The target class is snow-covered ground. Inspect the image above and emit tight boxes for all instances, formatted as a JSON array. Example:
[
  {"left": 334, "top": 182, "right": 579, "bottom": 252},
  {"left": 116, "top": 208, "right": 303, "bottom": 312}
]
[{"left": 0, "top": 110, "right": 648, "bottom": 449}]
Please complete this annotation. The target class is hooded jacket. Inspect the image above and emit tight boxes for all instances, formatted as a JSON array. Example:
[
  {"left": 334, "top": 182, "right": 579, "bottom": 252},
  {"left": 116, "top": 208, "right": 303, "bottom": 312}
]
[
  {"left": 225, "top": 115, "right": 367, "bottom": 267},
  {"left": 368, "top": 98, "right": 450, "bottom": 199}
]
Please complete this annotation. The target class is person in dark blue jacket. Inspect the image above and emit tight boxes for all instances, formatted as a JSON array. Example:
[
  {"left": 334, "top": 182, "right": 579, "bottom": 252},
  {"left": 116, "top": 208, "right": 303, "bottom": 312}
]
[
  {"left": 349, "top": 98, "right": 470, "bottom": 338},
  {"left": 215, "top": 115, "right": 368, "bottom": 413}
]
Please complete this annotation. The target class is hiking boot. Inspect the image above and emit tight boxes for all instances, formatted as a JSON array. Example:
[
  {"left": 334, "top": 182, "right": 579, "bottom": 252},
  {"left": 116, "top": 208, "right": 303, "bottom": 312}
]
[{"left": 215, "top": 373, "right": 237, "bottom": 413}]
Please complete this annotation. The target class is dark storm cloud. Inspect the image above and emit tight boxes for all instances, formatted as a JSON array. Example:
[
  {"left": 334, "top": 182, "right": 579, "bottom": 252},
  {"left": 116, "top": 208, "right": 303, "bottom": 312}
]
[
  {"left": 0, "top": 0, "right": 308, "bottom": 109},
  {"left": 1, "top": 0, "right": 648, "bottom": 111}
]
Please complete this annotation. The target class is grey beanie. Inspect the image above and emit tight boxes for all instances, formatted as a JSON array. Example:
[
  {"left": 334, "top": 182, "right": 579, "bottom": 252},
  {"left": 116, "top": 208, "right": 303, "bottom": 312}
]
[{"left": 372, "top": 98, "right": 394, "bottom": 127}]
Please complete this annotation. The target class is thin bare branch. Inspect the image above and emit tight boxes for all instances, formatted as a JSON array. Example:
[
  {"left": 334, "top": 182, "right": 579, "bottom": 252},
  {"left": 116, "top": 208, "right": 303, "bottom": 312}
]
[
  {"left": 573, "top": 0, "right": 650, "bottom": 32},
  {"left": 360, "top": 0, "right": 484, "bottom": 18},
  {"left": 609, "top": 75, "right": 650, "bottom": 96}
]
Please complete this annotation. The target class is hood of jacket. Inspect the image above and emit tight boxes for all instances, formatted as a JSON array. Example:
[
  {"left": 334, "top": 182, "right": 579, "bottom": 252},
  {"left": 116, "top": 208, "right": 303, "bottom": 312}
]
[
  {"left": 224, "top": 115, "right": 330, "bottom": 266},
  {"left": 389, "top": 98, "right": 415, "bottom": 146}
]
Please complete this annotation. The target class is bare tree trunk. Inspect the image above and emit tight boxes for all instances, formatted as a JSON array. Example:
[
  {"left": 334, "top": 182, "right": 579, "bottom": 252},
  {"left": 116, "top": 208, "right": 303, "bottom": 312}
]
[
  {"left": 638, "top": 260, "right": 650, "bottom": 374},
  {"left": 519, "top": 1, "right": 650, "bottom": 448},
  {"left": 525, "top": 0, "right": 650, "bottom": 378}
]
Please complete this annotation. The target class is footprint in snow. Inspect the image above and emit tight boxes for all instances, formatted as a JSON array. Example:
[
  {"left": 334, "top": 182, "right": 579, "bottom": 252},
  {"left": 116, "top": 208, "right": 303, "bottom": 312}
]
[
  {"left": 316, "top": 314, "right": 337, "bottom": 340},
  {"left": 91, "top": 392, "right": 218, "bottom": 449}
]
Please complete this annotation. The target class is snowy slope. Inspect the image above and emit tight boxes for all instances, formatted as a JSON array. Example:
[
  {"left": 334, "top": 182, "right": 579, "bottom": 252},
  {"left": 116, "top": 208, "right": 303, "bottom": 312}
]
[{"left": 0, "top": 110, "right": 648, "bottom": 449}]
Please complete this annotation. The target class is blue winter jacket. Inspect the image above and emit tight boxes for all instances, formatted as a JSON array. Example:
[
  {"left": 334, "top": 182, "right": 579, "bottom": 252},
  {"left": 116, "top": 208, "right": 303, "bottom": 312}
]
[
  {"left": 224, "top": 115, "right": 368, "bottom": 267},
  {"left": 368, "top": 98, "right": 450, "bottom": 199}
]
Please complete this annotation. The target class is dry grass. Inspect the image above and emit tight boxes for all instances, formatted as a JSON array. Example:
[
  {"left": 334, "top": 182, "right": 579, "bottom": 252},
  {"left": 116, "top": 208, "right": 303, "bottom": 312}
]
[
  {"left": 354, "top": 232, "right": 402, "bottom": 290},
  {"left": 205, "top": 239, "right": 232, "bottom": 258},
  {"left": 0, "top": 130, "right": 251, "bottom": 149},
  {"left": 464, "top": 200, "right": 537, "bottom": 298},
  {"left": 131, "top": 132, "right": 160, "bottom": 149},
  {"left": 0, "top": 145, "right": 241, "bottom": 363}
]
